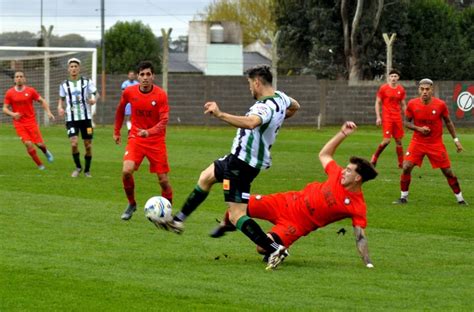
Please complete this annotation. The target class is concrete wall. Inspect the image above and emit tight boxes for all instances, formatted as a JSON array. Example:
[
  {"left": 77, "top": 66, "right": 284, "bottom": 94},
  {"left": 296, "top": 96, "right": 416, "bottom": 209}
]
[{"left": 96, "top": 75, "right": 473, "bottom": 128}]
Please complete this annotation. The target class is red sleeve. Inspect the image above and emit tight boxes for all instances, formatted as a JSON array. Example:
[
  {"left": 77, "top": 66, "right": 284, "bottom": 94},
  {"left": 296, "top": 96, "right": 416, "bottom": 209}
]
[
  {"left": 441, "top": 100, "right": 449, "bottom": 117},
  {"left": 405, "top": 100, "right": 413, "bottom": 119},
  {"left": 4, "top": 90, "right": 11, "bottom": 105},
  {"left": 114, "top": 89, "right": 128, "bottom": 136},
  {"left": 324, "top": 160, "right": 342, "bottom": 177},
  {"left": 400, "top": 86, "right": 406, "bottom": 101},
  {"left": 352, "top": 208, "right": 367, "bottom": 228},
  {"left": 147, "top": 91, "right": 169, "bottom": 137},
  {"left": 30, "top": 88, "right": 40, "bottom": 101},
  {"left": 376, "top": 85, "right": 384, "bottom": 99}
]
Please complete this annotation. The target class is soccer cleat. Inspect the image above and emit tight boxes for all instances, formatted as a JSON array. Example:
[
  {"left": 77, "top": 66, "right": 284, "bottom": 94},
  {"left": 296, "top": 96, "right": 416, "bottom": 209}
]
[
  {"left": 265, "top": 245, "right": 289, "bottom": 270},
  {"left": 84, "top": 172, "right": 92, "bottom": 178},
  {"left": 71, "top": 168, "right": 82, "bottom": 177},
  {"left": 392, "top": 198, "right": 408, "bottom": 204},
  {"left": 209, "top": 220, "right": 237, "bottom": 238},
  {"left": 38, "top": 165, "right": 46, "bottom": 170},
  {"left": 121, "top": 203, "right": 137, "bottom": 220},
  {"left": 45, "top": 150, "right": 54, "bottom": 163},
  {"left": 152, "top": 218, "right": 184, "bottom": 234},
  {"left": 458, "top": 200, "right": 468, "bottom": 206}
]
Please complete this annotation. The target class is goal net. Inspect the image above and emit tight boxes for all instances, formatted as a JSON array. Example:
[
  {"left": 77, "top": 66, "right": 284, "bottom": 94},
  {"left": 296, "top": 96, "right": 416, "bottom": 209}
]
[{"left": 0, "top": 46, "right": 97, "bottom": 126}]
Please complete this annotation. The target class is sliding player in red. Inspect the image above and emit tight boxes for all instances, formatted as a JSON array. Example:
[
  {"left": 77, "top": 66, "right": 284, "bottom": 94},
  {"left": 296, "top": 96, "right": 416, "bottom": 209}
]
[
  {"left": 3, "top": 71, "right": 55, "bottom": 169},
  {"left": 114, "top": 61, "right": 173, "bottom": 221},
  {"left": 212, "top": 122, "right": 378, "bottom": 270},
  {"left": 370, "top": 69, "right": 406, "bottom": 168}
]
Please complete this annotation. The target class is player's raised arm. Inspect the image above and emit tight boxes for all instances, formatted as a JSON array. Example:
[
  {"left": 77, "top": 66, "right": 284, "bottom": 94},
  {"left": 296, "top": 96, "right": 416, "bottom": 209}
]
[
  {"left": 353, "top": 226, "right": 373, "bottom": 268},
  {"left": 285, "top": 97, "right": 300, "bottom": 119},
  {"left": 319, "top": 121, "right": 357, "bottom": 168}
]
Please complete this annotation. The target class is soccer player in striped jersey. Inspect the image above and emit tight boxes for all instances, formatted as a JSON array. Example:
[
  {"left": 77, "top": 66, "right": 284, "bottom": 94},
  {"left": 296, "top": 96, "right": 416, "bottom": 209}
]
[
  {"left": 57, "top": 58, "right": 97, "bottom": 177},
  {"left": 212, "top": 122, "right": 378, "bottom": 270},
  {"left": 152, "top": 65, "right": 300, "bottom": 269},
  {"left": 114, "top": 61, "right": 173, "bottom": 221},
  {"left": 3, "top": 71, "right": 55, "bottom": 169}
]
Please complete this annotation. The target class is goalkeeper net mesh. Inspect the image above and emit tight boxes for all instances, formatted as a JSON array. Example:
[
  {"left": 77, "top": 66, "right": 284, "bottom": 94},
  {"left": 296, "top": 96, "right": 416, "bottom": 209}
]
[{"left": 0, "top": 46, "right": 97, "bottom": 126}]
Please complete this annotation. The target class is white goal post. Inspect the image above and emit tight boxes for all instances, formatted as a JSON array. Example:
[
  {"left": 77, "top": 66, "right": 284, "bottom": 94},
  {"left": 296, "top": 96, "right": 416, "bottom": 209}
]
[{"left": 0, "top": 46, "right": 97, "bottom": 126}]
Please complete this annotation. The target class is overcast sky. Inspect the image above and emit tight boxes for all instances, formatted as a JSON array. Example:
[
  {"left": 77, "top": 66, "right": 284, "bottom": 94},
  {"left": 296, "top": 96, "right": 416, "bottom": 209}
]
[{"left": 0, "top": 0, "right": 212, "bottom": 41}]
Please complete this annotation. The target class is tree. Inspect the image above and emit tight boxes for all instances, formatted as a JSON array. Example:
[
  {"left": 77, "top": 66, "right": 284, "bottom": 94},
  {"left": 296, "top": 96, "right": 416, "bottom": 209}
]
[
  {"left": 403, "top": 0, "right": 467, "bottom": 80},
  {"left": 102, "top": 21, "right": 161, "bottom": 74},
  {"left": 199, "top": 0, "right": 276, "bottom": 45},
  {"left": 0, "top": 31, "right": 38, "bottom": 46},
  {"left": 50, "top": 34, "right": 88, "bottom": 47},
  {"left": 341, "top": 0, "right": 384, "bottom": 81}
]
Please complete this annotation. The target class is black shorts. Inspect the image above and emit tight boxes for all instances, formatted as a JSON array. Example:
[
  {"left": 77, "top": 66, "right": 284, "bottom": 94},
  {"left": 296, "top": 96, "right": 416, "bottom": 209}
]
[
  {"left": 214, "top": 154, "right": 260, "bottom": 204},
  {"left": 66, "top": 120, "right": 94, "bottom": 140}
]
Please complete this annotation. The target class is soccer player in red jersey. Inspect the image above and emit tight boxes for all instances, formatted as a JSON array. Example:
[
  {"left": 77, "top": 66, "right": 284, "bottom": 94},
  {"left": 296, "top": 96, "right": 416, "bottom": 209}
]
[
  {"left": 393, "top": 79, "right": 466, "bottom": 205},
  {"left": 211, "top": 122, "right": 378, "bottom": 269},
  {"left": 114, "top": 61, "right": 173, "bottom": 220},
  {"left": 2, "top": 71, "right": 55, "bottom": 169},
  {"left": 370, "top": 69, "right": 406, "bottom": 168}
]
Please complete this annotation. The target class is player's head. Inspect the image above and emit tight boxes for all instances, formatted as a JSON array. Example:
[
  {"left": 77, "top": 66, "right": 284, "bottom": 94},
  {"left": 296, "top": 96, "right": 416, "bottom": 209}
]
[
  {"left": 127, "top": 70, "right": 136, "bottom": 81},
  {"left": 341, "top": 157, "right": 378, "bottom": 187},
  {"left": 13, "top": 71, "right": 26, "bottom": 86},
  {"left": 387, "top": 69, "right": 400, "bottom": 84},
  {"left": 67, "top": 58, "right": 81, "bottom": 77},
  {"left": 137, "top": 61, "right": 155, "bottom": 88},
  {"left": 246, "top": 65, "right": 273, "bottom": 99},
  {"left": 418, "top": 78, "right": 434, "bottom": 103}
]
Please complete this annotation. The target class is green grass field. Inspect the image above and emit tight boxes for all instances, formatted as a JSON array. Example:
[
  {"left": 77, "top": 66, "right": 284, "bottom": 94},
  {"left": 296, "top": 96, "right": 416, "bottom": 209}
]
[{"left": 1, "top": 125, "right": 473, "bottom": 311}]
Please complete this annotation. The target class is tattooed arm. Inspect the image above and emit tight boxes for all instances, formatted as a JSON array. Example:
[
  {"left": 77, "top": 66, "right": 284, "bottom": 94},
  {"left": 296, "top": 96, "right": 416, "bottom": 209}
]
[{"left": 354, "top": 226, "right": 374, "bottom": 268}]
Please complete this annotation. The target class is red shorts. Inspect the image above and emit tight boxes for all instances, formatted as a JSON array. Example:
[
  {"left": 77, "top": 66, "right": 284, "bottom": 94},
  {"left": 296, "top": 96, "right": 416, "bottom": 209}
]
[
  {"left": 382, "top": 118, "right": 404, "bottom": 139},
  {"left": 405, "top": 140, "right": 451, "bottom": 169},
  {"left": 248, "top": 192, "right": 315, "bottom": 248},
  {"left": 124, "top": 137, "right": 170, "bottom": 174},
  {"left": 14, "top": 122, "right": 44, "bottom": 143}
]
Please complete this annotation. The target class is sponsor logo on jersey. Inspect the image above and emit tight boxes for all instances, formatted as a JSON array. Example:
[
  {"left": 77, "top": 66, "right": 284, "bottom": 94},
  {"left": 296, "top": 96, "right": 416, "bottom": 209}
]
[{"left": 151, "top": 100, "right": 156, "bottom": 106}]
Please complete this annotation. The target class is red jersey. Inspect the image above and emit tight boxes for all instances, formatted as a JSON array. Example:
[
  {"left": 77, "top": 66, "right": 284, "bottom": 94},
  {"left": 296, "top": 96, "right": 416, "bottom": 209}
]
[
  {"left": 3, "top": 86, "right": 41, "bottom": 125},
  {"left": 405, "top": 97, "right": 449, "bottom": 144},
  {"left": 377, "top": 83, "right": 406, "bottom": 121},
  {"left": 295, "top": 160, "right": 367, "bottom": 229},
  {"left": 114, "top": 84, "right": 169, "bottom": 142}
]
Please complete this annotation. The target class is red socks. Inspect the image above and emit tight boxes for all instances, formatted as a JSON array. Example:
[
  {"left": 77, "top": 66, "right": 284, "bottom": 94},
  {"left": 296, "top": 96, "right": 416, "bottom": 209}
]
[
  {"left": 122, "top": 175, "right": 136, "bottom": 205},
  {"left": 27, "top": 148, "right": 42, "bottom": 166}
]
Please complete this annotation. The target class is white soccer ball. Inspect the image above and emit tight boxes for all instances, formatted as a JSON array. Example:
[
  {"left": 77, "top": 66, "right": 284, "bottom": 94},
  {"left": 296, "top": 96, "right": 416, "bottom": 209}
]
[{"left": 144, "top": 196, "right": 172, "bottom": 223}]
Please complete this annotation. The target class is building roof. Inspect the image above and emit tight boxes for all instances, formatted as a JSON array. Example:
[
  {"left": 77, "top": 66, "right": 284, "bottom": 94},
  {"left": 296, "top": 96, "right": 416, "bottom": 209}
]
[{"left": 168, "top": 52, "right": 202, "bottom": 73}]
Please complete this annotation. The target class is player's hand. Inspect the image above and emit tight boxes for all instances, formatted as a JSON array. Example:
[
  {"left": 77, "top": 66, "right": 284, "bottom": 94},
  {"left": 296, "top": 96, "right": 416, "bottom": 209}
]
[
  {"left": 12, "top": 112, "right": 21, "bottom": 120},
  {"left": 455, "top": 141, "right": 464, "bottom": 153},
  {"left": 137, "top": 128, "right": 149, "bottom": 138},
  {"left": 57, "top": 107, "right": 64, "bottom": 118},
  {"left": 47, "top": 112, "right": 55, "bottom": 121},
  {"left": 204, "top": 101, "right": 221, "bottom": 118},
  {"left": 113, "top": 134, "right": 121, "bottom": 145},
  {"left": 88, "top": 98, "right": 96, "bottom": 105},
  {"left": 376, "top": 117, "right": 382, "bottom": 126},
  {"left": 341, "top": 121, "right": 357, "bottom": 136},
  {"left": 418, "top": 126, "right": 430, "bottom": 135}
]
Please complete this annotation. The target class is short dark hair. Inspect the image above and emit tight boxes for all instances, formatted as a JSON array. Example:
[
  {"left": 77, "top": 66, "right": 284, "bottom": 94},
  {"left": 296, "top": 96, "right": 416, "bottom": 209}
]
[
  {"left": 350, "top": 156, "right": 378, "bottom": 183},
  {"left": 246, "top": 65, "right": 272, "bottom": 86},
  {"left": 388, "top": 69, "right": 400, "bottom": 76},
  {"left": 137, "top": 61, "right": 154, "bottom": 74}
]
